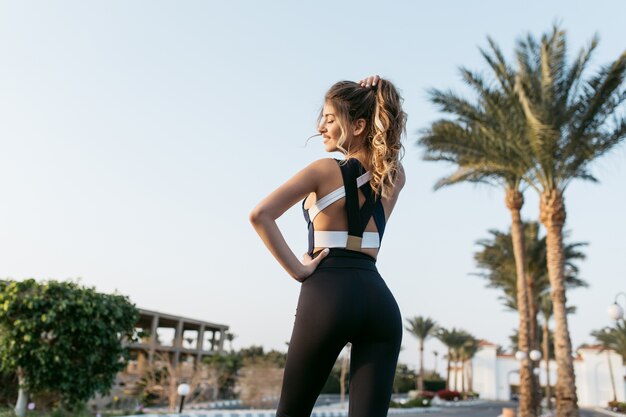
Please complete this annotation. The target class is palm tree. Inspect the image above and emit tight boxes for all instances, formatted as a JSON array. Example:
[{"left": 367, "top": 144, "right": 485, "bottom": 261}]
[
  {"left": 513, "top": 26, "right": 626, "bottom": 416},
  {"left": 591, "top": 323, "right": 626, "bottom": 403},
  {"left": 435, "top": 327, "right": 468, "bottom": 391},
  {"left": 405, "top": 316, "right": 438, "bottom": 391},
  {"left": 418, "top": 36, "right": 538, "bottom": 416},
  {"left": 224, "top": 332, "right": 236, "bottom": 352},
  {"left": 458, "top": 335, "right": 480, "bottom": 395},
  {"left": 474, "top": 222, "right": 588, "bottom": 349}
]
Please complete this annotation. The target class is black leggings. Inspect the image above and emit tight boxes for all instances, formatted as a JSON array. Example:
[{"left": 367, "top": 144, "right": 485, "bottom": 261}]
[{"left": 276, "top": 249, "right": 402, "bottom": 417}]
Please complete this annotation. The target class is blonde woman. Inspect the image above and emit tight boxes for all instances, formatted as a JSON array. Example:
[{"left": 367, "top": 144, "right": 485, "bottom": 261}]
[{"left": 250, "top": 75, "right": 406, "bottom": 417}]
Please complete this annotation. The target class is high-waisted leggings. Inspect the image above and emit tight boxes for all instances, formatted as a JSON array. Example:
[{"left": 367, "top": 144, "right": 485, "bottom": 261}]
[{"left": 276, "top": 249, "right": 403, "bottom": 417}]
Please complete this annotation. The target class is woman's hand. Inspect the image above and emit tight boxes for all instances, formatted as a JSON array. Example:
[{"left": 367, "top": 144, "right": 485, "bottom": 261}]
[
  {"left": 296, "top": 248, "right": 330, "bottom": 282},
  {"left": 359, "top": 75, "right": 380, "bottom": 88}
]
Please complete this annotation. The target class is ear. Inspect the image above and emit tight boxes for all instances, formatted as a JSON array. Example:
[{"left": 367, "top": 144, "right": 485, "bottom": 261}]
[{"left": 352, "top": 119, "right": 367, "bottom": 136}]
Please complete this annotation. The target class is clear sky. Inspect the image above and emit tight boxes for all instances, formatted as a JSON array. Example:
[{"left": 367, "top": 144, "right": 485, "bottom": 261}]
[{"left": 1, "top": 0, "right": 625, "bottom": 374}]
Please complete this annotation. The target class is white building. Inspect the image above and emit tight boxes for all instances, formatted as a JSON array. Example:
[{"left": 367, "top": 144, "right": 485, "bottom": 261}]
[{"left": 457, "top": 341, "right": 625, "bottom": 407}]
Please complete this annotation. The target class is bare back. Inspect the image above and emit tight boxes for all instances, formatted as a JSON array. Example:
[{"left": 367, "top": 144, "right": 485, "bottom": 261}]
[{"left": 303, "top": 158, "right": 405, "bottom": 259}]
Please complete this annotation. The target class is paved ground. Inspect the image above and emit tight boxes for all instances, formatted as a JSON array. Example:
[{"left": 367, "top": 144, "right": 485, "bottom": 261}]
[
  {"left": 395, "top": 401, "right": 615, "bottom": 417},
  {"left": 142, "top": 399, "right": 619, "bottom": 417}
]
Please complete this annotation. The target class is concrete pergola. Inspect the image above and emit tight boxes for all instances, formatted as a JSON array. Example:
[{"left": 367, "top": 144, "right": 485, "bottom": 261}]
[{"left": 129, "top": 308, "right": 230, "bottom": 368}]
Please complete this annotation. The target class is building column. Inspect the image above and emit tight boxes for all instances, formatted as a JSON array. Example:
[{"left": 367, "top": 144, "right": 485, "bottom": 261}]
[
  {"left": 218, "top": 329, "right": 225, "bottom": 352},
  {"left": 148, "top": 314, "right": 159, "bottom": 363},
  {"left": 173, "top": 319, "right": 184, "bottom": 369},
  {"left": 195, "top": 325, "right": 206, "bottom": 368}
]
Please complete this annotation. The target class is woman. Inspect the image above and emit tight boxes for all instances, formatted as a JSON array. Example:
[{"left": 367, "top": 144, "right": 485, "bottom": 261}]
[{"left": 249, "top": 75, "right": 406, "bottom": 417}]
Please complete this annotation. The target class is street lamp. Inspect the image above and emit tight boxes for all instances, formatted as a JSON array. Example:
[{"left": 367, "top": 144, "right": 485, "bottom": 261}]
[
  {"left": 608, "top": 292, "right": 626, "bottom": 321},
  {"left": 177, "top": 383, "right": 190, "bottom": 413},
  {"left": 515, "top": 350, "right": 527, "bottom": 361},
  {"left": 529, "top": 350, "right": 542, "bottom": 361}
]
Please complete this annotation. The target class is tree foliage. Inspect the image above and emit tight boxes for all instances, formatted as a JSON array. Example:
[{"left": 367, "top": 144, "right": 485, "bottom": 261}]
[
  {"left": 0, "top": 279, "right": 139, "bottom": 408},
  {"left": 591, "top": 322, "right": 626, "bottom": 360},
  {"left": 474, "top": 221, "right": 587, "bottom": 312}
]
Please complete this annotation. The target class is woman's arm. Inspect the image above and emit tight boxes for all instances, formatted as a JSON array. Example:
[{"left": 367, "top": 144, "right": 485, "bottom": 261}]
[{"left": 249, "top": 158, "right": 334, "bottom": 281}]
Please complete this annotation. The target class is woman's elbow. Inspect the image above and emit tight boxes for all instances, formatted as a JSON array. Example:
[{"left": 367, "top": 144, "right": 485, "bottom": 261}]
[{"left": 249, "top": 205, "right": 267, "bottom": 225}]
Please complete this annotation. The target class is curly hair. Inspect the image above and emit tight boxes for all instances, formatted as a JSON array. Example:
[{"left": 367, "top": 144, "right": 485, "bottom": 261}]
[{"left": 319, "top": 78, "right": 406, "bottom": 198}]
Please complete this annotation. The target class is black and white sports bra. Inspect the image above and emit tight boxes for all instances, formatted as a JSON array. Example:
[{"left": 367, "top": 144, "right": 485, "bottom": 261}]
[{"left": 302, "top": 158, "right": 386, "bottom": 256}]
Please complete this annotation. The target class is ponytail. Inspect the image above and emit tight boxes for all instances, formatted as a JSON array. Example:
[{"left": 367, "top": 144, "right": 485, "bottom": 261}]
[
  {"left": 369, "top": 79, "right": 406, "bottom": 198},
  {"left": 323, "top": 78, "right": 407, "bottom": 198}
]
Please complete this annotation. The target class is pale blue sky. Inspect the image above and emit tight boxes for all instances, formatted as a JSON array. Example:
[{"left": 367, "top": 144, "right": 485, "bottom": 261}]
[{"left": 1, "top": 0, "right": 625, "bottom": 373}]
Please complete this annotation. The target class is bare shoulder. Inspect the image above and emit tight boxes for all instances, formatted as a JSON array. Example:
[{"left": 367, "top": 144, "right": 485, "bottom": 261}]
[
  {"left": 307, "top": 157, "right": 339, "bottom": 171},
  {"left": 304, "top": 157, "right": 339, "bottom": 180}
]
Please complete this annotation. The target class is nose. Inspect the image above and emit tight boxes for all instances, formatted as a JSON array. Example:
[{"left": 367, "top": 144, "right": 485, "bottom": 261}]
[{"left": 318, "top": 120, "right": 326, "bottom": 134}]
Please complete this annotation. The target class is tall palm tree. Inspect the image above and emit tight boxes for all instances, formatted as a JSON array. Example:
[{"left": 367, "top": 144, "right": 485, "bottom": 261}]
[
  {"left": 432, "top": 350, "right": 439, "bottom": 378},
  {"left": 450, "top": 330, "right": 473, "bottom": 392},
  {"left": 405, "top": 316, "right": 438, "bottom": 391},
  {"left": 514, "top": 26, "right": 626, "bottom": 416},
  {"left": 419, "top": 37, "right": 538, "bottom": 417},
  {"left": 458, "top": 335, "right": 480, "bottom": 394},
  {"left": 435, "top": 327, "right": 467, "bottom": 390}
]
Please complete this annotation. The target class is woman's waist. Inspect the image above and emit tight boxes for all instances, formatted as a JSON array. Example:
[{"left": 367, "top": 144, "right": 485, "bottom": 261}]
[{"left": 312, "top": 248, "right": 378, "bottom": 272}]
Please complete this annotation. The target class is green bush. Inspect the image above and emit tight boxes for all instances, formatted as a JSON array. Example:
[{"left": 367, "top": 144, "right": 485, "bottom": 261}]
[
  {"left": 392, "top": 364, "right": 416, "bottom": 393},
  {"left": 389, "top": 397, "right": 431, "bottom": 408},
  {"left": 423, "top": 380, "right": 446, "bottom": 392},
  {"left": 608, "top": 401, "right": 626, "bottom": 413}
]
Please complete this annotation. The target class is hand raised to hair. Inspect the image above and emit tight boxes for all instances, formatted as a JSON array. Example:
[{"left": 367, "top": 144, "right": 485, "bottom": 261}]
[
  {"left": 358, "top": 75, "right": 380, "bottom": 88},
  {"left": 297, "top": 248, "right": 330, "bottom": 282}
]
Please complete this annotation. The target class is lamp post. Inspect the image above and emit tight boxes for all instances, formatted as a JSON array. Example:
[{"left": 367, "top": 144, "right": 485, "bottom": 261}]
[
  {"left": 605, "top": 292, "right": 625, "bottom": 403},
  {"left": 529, "top": 350, "right": 542, "bottom": 362},
  {"left": 608, "top": 292, "right": 626, "bottom": 321},
  {"left": 177, "top": 383, "right": 190, "bottom": 413}
]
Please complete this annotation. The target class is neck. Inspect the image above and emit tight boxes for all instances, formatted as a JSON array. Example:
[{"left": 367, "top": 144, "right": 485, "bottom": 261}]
[{"left": 345, "top": 151, "right": 371, "bottom": 170}]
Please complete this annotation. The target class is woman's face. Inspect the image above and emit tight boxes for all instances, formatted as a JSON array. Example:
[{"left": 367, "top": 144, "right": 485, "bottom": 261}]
[{"left": 318, "top": 102, "right": 344, "bottom": 153}]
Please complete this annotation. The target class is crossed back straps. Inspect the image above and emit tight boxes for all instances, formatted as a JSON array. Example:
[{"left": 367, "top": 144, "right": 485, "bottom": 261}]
[
  {"left": 303, "top": 158, "right": 386, "bottom": 255},
  {"left": 339, "top": 158, "right": 380, "bottom": 251}
]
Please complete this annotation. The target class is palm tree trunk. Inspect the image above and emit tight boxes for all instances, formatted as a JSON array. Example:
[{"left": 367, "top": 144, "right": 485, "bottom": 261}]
[
  {"left": 506, "top": 189, "right": 536, "bottom": 417},
  {"left": 419, "top": 341, "right": 425, "bottom": 391},
  {"left": 543, "top": 322, "right": 552, "bottom": 410},
  {"left": 446, "top": 348, "right": 451, "bottom": 390},
  {"left": 540, "top": 188, "right": 579, "bottom": 417},
  {"left": 340, "top": 344, "right": 350, "bottom": 409},
  {"left": 606, "top": 350, "right": 617, "bottom": 403},
  {"left": 461, "top": 360, "right": 466, "bottom": 395},
  {"left": 527, "top": 273, "right": 539, "bottom": 349},
  {"left": 528, "top": 284, "right": 542, "bottom": 414},
  {"left": 452, "top": 352, "right": 457, "bottom": 392},
  {"left": 469, "top": 359, "right": 474, "bottom": 392}
]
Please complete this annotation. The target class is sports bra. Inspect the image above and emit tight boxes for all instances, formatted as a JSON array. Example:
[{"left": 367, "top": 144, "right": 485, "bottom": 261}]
[{"left": 302, "top": 158, "right": 386, "bottom": 256}]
